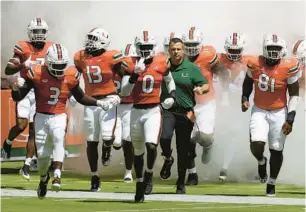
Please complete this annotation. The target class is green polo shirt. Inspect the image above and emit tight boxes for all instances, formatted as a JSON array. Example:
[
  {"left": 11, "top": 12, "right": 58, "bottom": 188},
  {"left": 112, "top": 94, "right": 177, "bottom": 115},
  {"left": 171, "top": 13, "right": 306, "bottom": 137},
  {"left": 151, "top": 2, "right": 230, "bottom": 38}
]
[{"left": 161, "top": 58, "right": 207, "bottom": 110}]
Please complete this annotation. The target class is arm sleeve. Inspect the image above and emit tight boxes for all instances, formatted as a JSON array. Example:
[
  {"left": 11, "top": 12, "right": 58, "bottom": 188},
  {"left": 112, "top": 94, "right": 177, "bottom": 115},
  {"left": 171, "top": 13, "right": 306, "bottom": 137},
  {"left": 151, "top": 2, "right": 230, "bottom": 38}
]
[
  {"left": 163, "top": 72, "right": 176, "bottom": 93},
  {"left": 120, "top": 75, "right": 136, "bottom": 97}
]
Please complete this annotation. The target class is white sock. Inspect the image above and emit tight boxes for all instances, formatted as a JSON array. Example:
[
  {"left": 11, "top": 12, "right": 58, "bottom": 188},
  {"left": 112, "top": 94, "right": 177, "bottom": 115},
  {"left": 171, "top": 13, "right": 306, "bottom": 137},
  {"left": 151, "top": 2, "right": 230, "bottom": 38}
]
[
  {"left": 125, "top": 169, "right": 132, "bottom": 175},
  {"left": 6, "top": 139, "right": 12, "bottom": 145},
  {"left": 24, "top": 158, "right": 32, "bottom": 166},
  {"left": 136, "top": 178, "right": 143, "bottom": 182},
  {"left": 188, "top": 167, "right": 197, "bottom": 174},
  {"left": 258, "top": 158, "right": 266, "bottom": 165},
  {"left": 267, "top": 178, "right": 276, "bottom": 185},
  {"left": 146, "top": 169, "right": 153, "bottom": 173},
  {"left": 92, "top": 171, "right": 99, "bottom": 176},
  {"left": 54, "top": 169, "right": 61, "bottom": 178}
]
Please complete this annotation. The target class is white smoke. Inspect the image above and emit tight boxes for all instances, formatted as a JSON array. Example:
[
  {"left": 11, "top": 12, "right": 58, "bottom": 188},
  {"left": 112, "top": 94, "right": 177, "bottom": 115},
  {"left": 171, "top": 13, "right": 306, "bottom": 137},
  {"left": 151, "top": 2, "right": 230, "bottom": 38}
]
[{"left": 1, "top": 1, "right": 305, "bottom": 185}]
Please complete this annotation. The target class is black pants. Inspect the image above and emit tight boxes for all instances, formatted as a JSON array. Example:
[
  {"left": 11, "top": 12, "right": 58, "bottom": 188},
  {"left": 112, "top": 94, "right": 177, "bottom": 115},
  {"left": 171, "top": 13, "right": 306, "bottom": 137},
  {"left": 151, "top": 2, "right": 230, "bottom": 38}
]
[{"left": 160, "top": 109, "right": 194, "bottom": 185}]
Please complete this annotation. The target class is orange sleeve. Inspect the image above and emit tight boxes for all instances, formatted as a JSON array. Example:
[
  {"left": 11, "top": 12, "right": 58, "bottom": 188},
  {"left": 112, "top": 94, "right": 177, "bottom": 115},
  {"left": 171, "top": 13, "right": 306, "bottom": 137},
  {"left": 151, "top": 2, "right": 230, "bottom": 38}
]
[
  {"left": 111, "top": 50, "right": 124, "bottom": 65},
  {"left": 13, "top": 41, "right": 30, "bottom": 63},
  {"left": 287, "top": 58, "right": 300, "bottom": 77},
  {"left": 202, "top": 46, "right": 218, "bottom": 67},
  {"left": 121, "top": 56, "right": 135, "bottom": 75},
  {"left": 73, "top": 50, "right": 83, "bottom": 71}
]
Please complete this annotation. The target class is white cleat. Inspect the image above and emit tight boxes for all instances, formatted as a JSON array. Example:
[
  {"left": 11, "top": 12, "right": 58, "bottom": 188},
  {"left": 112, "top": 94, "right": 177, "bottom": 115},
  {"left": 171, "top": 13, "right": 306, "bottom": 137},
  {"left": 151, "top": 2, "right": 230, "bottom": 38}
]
[
  {"left": 218, "top": 169, "right": 227, "bottom": 182},
  {"left": 123, "top": 171, "right": 133, "bottom": 183},
  {"left": 51, "top": 177, "right": 61, "bottom": 192}
]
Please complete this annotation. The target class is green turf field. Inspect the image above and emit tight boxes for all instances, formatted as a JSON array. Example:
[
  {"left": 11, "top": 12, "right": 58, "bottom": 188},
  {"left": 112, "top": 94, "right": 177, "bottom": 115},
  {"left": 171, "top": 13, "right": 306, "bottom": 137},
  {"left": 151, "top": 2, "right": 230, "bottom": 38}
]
[{"left": 1, "top": 162, "right": 305, "bottom": 212}]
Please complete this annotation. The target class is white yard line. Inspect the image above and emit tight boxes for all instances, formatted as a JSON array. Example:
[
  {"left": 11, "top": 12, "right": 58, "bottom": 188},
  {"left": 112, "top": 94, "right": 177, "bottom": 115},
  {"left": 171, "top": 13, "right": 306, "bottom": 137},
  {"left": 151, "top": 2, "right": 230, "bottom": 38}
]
[
  {"left": 1, "top": 189, "right": 305, "bottom": 206},
  {"left": 94, "top": 205, "right": 271, "bottom": 212}
]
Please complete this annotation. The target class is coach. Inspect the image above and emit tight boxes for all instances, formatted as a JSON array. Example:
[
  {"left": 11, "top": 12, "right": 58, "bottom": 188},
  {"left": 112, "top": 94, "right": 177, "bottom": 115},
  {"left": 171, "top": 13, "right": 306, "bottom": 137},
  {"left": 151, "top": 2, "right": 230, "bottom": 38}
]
[{"left": 159, "top": 37, "right": 209, "bottom": 194}]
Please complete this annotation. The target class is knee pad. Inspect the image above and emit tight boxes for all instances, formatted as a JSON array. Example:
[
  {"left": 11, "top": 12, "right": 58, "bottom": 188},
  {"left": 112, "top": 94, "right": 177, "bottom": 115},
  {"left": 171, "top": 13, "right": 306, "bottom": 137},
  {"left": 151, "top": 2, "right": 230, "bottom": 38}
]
[
  {"left": 197, "top": 132, "right": 214, "bottom": 148},
  {"left": 145, "top": 143, "right": 157, "bottom": 152},
  {"left": 103, "top": 137, "right": 115, "bottom": 147}
]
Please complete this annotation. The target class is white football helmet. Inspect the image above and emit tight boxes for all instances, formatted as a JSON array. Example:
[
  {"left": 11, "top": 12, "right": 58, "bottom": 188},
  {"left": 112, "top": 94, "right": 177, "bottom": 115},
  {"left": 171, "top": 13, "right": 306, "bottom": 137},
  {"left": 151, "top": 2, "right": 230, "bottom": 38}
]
[
  {"left": 45, "top": 44, "right": 69, "bottom": 78},
  {"left": 27, "top": 18, "right": 48, "bottom": 42},
  {"left": 182, "top": 27, "right": 203, "bottom": 57},
  {"left": 163, "top": 32, "right": 177, "bottom": 53},
  {"left": 85, "top": 28, "right": 110, "bottom": 52},
  {"left": 224, "top": 33, "right": 246, "bottom": 61},
  {"left": 292, "top": 40, "right": 305, "bottom": 66},
  {"left": 134, "top": 31, "right": 156, "bottom": 59},
  {"left": 123, "top": 44, "right": 138, "bottom": 57},
  {"left": 262, "top": 34, "right": 286, "bottom": 60}
]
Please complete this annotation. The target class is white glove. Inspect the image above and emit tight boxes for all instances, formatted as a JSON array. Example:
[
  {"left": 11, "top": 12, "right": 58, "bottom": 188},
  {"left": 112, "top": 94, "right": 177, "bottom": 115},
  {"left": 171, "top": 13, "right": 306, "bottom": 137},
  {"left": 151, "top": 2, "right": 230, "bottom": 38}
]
[
  {"left": 134, "top": 58, "right": 146, "bottom": 74},
  {"left": 23, "top": 55, "right": 39, "bottom": 69},
  {"left": 220, "top": 91, "right": 230, "bottom": 107},
  {"left": 161, "top": 97, "right": 175, "bottom": 110},
  {"left": 97, "top": 99, "right": 110, "bottom": 111},
  {"left": 17, "top": 77, "right": 25, "bottom": 87},
  {"left": 68, "top": 96, "right": 78, "bottom": 107},
  {"left": 97, "top": 95, "right": 121, "bottom": 111}
]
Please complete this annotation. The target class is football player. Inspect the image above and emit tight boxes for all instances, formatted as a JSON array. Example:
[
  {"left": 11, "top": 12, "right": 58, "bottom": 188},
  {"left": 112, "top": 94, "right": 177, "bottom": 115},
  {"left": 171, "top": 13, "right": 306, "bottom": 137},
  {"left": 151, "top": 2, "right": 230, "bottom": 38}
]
[
  {"left": 120, "top": 31, "right": 176, "bottom": 203},
  {"left": 2, "top": 17, "right": 53, "bottom": 180},
  {"left": 113, "top": 44, "right": 138, "bottom": 183},
  {"left": 74, "top": 27, "right": 123, "bottom": 192},
  {"left": 11, "top": 44, "right": 111, "bottom": 198},
  {"left": 242, "top": 34, "right": 300, "bottom": 196},
  {"left": 217, "top": 33, "right": 255, "bottom": 181}
]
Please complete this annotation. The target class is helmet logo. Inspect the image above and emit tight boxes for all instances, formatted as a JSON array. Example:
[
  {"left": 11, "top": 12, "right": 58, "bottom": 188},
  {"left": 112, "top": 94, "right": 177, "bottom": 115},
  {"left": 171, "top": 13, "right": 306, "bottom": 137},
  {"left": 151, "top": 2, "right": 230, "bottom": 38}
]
[
  {"left": 36, "top": 18, "right": 42, "bottom": 26},
  {"left": 272, "top": 34, "right": 278, "bottom": 42}
]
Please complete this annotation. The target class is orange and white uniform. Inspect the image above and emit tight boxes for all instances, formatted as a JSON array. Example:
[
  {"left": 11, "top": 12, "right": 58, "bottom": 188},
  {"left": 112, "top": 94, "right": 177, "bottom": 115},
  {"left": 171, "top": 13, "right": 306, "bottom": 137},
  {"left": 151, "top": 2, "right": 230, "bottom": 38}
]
[
  {"left": 191, "top": 45, "right": 218, "bottom": 137},
  {"left": 122, "top": 55, "right": 170, "bottom": 155},
  {"left": 11, "top": 41, "right": 53, "bottom": 122},
  {"left": 113, "top": 56, "right": 134, "bottom": 145},
  {"left": 247, "top": 56, "right": 299, "bottom": 151},
  {"left": 26, "top": 64, "right": 80, "bottom": 160},
  {"left": 74, "top": 49, "right": 123, "bottom": 142}
]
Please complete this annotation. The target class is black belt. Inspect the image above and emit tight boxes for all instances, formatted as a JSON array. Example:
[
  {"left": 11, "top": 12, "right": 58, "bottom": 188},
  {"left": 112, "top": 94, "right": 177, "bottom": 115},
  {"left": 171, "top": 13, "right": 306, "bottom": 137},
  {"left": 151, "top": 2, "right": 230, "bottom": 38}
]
[
  {"left": 168, "top": 107, "right": 193, "bottom": 114},
  {"left": 133, "top": 103, "right": 159, "bottom": 109}
]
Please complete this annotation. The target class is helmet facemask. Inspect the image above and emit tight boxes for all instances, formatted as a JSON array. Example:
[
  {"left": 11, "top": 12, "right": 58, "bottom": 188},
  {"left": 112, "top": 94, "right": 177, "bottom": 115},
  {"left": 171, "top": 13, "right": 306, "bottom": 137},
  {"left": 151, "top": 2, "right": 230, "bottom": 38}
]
[
  {"left": 136, "top": 44, "right": 155, "bottom": 59},
  {"left": 85, "top": 34, "right": 105, "bottom": 53},
  {"left": 184, "top": 42, "right": 201, "bottom": 57},
  {"left": 264, "top": 45, "right": 283, "bottom": 60},
  {"left": 48, "top": 62, "right": 68, "bottom": 78},
  {"left": 225, "top": 48, "right": 243, "bottom": 61}
]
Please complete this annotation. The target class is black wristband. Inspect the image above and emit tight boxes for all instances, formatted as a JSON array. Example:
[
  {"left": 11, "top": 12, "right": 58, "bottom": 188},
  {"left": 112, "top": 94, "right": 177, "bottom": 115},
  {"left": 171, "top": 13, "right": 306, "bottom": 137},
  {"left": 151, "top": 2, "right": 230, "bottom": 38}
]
[
  {"left": 286, "top": 111, "right": 296, "bottom": 126},
  {"left": 169, "top": 90, "right": 176, "bottom": 101},
  {"left": 129, "top": 73, "right": 139, "bottom": 83},
  {"left": 241, "top": 96, "right": 249, "bottom": 104}
]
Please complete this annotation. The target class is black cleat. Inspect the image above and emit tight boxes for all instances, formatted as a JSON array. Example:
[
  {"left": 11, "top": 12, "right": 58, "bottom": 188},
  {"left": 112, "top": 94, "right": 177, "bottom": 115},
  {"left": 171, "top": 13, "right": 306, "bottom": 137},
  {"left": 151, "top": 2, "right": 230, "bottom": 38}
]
[
  {"left": 186, "top": 173, "right": 198, "bottom": 186},
  {"left": 176, "top": 184, "right": 186, "bottom": 194},
  {"left": 219, "top": 169, "right": 227, "bottom": 182},
  {"left": 1, "top": 141, "right": 12, "bottom": 159},
  {"left": 144, "top": 171, "right": 153, "bottom": 195},
  {"left": 134, "top": 182, "right": 145, "bottom": 203},
  {"left": 19, "top": 164, "right": 31, "bottom": 180},
  {"left": 37, "top": 173, "right": 50, "bottom": 199},
  {"left": 266, "top": 184, "right": 276, "bottom": 197},
  {"left": 90, "top": 175, "right": 101, "bottom": 192},
  {"left": 258, "top": 157, "right": 268, "bottom": 183},
  {"left": 101, "top": 144, "right": 111, "bottom": 166},
  {"left": 160, "top": 156, "right": 174, "bottom": 180}
]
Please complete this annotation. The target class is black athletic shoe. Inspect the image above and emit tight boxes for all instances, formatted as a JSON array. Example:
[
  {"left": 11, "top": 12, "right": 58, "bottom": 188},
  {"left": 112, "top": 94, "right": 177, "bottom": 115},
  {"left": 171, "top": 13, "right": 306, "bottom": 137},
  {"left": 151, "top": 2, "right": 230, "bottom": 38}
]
[
  {"left": 160, "top": 156, "right": 174, "bottom": 180},
  {"left": 134, "top": 182, "right": 145, "bottom": 203},
  {"left": 90, "top": 175, "right": 101, "bottom": 192},
  {"left": 144, "top": 171, "right": 153, "bottom": 195},
  {"left": 186, "top": 173, "right": 198, "bottom": 186},
  {"left": 37, "top": 173, "right": 50, "bottom": 199},
  {"left": 266, "top": 184, "right": 276, "bottom": 197}
]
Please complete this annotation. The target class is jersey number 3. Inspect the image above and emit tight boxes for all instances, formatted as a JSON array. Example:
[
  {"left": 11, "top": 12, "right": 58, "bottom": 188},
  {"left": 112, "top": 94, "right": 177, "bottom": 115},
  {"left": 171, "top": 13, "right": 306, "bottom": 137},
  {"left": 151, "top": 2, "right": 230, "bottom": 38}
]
[
  {"left": 86, "top": 66, "right": 103, "bottom": 84},
  {"left": 258, "top": 74, "right": 275, "bottom": 92},
  {"left": 48, "top": 87, "right": 60, "bottom": 105}
]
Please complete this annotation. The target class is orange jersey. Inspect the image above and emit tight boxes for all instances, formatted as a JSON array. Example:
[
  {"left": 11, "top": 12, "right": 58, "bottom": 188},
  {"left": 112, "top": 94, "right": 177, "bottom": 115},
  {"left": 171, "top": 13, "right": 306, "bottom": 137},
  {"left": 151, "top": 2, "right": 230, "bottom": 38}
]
[
  {"left": 12, "top": 41, "right": 53, "bottom": 77},
  {"left": 122, "top": 55, "right": 168, "bottom": 104},
  {"left": 218, "top": 53, "right": 255, "bottom": 91},
  {"left": 74, "top": 50, "right": 123, "bottom": 96},
  {"left": 26, "top": 65, "right": 81, "bottom": 114},
  {"left": 248, "top": 56, "right": 299, "bottom": 110},
  {"left": 193, "top": 45, "right": 218, "bottom": 104},
  {"left": 113, "top": 57, "right": 134, "bottom": 103}
]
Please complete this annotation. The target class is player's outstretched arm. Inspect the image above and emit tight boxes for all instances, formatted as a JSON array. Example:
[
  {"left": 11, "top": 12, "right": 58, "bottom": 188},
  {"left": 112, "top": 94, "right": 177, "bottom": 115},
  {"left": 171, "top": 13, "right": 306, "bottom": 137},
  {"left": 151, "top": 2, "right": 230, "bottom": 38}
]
[
  {"left": 70, "top": 84, "right": 98, "bottom": 106},
  {"left": 11, "top": 78, "right": 33, "bottom": 101},
  {"left": 163, "top": 72, "right": 176, "bottom": 97},
  {"left": 282, "top": 80, "right": 300, "bottom": 135},
  {"left": 212, "top": 61, "right": 230, "bottom": 91},
  {"left": 241, "top": 73, "right": 254, "bottom": 112},
  {"left": 120, "top": 74, "right": 138, "bottom": 97}
]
